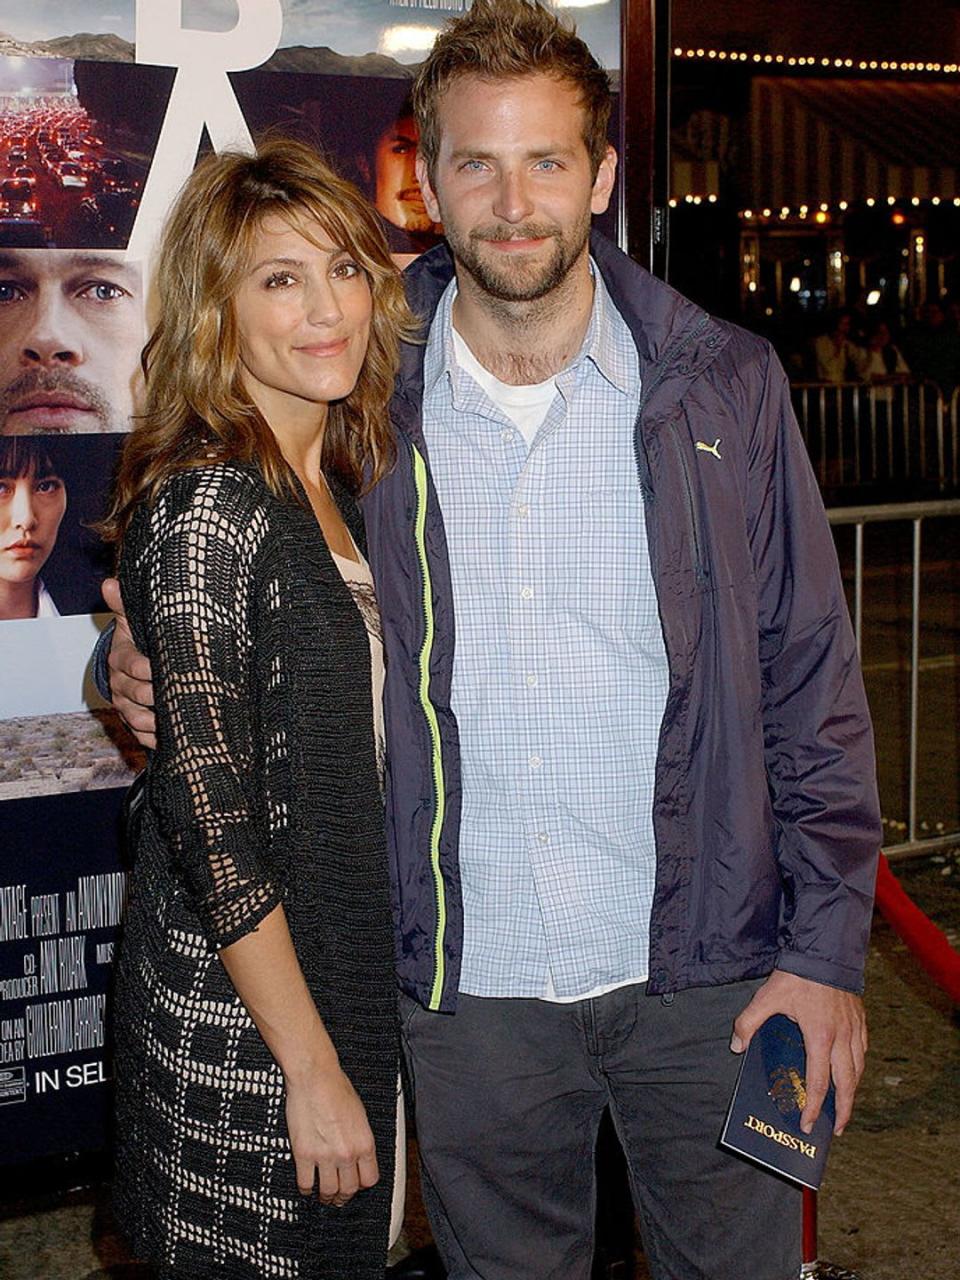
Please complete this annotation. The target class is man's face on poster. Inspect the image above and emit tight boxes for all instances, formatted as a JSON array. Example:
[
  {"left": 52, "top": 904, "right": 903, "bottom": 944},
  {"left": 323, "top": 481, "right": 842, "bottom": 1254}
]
[
  {"left": 373, "top": 114, "right": 442, "bottom": 237},
  {"left": 0, "top": 250, "right": 144, "bottom": 434}
]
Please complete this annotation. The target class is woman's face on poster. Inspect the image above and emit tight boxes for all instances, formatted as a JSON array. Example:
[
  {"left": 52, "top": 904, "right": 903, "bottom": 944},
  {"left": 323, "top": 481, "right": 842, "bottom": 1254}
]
[{"left": 0, "top": 464, "right": 67, "bottom": 599}]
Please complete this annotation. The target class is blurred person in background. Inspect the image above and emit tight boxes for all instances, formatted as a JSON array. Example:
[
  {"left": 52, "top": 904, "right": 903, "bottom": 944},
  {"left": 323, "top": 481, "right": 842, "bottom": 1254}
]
[
  {"left": 813, "top": 308, "right": 862, "bottom": 382},
  {"left": 857, "top": 318, "right": 910, "bottom": 384},
  {"left": 905, "top": 299, "right": 960, "bottom": 400}
]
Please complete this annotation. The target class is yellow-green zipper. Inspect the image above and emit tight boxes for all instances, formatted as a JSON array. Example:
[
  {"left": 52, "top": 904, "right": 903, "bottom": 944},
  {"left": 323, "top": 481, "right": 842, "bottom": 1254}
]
[{"left": 411, "top": 444, "right": 447, "bottom": 1010}]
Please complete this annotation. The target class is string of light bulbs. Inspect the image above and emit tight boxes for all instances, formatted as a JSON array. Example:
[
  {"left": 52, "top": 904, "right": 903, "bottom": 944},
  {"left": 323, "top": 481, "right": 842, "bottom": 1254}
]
[
  {"left": 672, "top": 48, "right": 959, "bottom": 74},
  {"left": 666, "top": 197, "right": 960, "bottom": 217}
]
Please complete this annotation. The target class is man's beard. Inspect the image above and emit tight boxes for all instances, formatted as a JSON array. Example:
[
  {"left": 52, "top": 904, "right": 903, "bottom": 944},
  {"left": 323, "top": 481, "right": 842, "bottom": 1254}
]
[
  {"left": 0, "top": 368, "right": 116, "bottom": 434},
  {"left": 400, "top": 208, "right": 441, "bottom": 235},
  {"left": 444, "top": 211, "right": 591, "bottom": 304},
  {"left": 393, "top": 190, "right": 439, "bottom": 236}
]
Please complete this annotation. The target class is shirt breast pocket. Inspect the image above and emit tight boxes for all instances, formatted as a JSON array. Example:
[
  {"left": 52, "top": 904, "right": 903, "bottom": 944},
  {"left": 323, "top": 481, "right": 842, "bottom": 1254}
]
[{"left": 556, "top": 485, "right": 663, "bottom": 644}]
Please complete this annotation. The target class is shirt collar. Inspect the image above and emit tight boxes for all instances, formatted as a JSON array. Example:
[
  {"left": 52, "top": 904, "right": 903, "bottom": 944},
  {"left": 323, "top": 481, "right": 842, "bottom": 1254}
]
[
  {"left": 35, "top": 579, "right": 60, "bottom": 619},
  {"left": 422, "top": 275, "right": 460, "bottom": 402},
  {"left": 423, "top": 258, "right": 639, "bottom": 403},
  {"left": 582, "top": 265, "right": 639, "bottom": 398}
]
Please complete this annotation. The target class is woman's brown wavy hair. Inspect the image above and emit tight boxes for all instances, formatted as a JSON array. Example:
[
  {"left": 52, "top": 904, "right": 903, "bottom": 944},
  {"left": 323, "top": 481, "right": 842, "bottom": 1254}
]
[{"left": 102, "top": 135, "right": 418, "bottom": 542}]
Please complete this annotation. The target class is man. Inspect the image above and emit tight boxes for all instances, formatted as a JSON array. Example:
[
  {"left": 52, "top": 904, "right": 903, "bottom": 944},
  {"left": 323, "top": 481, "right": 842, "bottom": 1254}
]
[
  {"left": 101, "top": 3, "right": 881, "bottom": 1277},
  {"left": 0, "top": 249, "right": 144, "bottom": 434},
  {"left": 358, "top": 100, "right": 444, "bottom": 255}
]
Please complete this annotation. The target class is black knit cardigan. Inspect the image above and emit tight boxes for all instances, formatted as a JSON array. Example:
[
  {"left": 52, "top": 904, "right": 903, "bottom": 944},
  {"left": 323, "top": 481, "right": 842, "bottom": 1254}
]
[{"left": 113, "top": 462, "right": 397, "bottom": 1280}]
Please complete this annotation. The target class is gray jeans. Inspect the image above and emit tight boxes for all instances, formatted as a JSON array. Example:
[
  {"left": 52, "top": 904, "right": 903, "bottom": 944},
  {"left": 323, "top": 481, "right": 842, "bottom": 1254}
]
[{"left": 400, "top": 979, "right": 802, "bottom": 1280}]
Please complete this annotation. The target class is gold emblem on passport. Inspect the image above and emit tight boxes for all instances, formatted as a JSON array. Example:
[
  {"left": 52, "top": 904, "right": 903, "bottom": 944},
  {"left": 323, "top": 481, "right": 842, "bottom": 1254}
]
[{"left": 768, "top": 1065, "right": 807, "bottom": 1116}]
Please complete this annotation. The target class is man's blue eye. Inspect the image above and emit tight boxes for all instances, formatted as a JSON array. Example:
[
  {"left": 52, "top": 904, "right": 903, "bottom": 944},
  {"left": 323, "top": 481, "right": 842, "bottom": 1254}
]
[{"left": 81, "top": 282, "right": 126, "bottom": 301}]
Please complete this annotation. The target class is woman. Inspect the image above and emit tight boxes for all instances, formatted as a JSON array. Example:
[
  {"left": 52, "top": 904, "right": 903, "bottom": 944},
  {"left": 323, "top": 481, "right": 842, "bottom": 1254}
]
[
  {"left": 102, "top": 137, "right": 417, "bottom": 1279},
  {"left": 0, "top": 436, "right": 67, "bottom": 620},
  {"left": 812, "top": 308, "right": 861, "bottom": 383}
]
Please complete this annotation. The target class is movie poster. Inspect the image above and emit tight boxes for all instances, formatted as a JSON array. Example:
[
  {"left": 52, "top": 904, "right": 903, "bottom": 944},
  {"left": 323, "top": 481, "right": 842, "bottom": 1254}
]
[
  {"left": 0, "top": 0, "right": 623, "bottom": 1166},
  {"left": 1, "top": 790, "right": 128, "bottom": 1162},
  {"left": 0, "top": 2, "right": 620, "bottom": 76}
]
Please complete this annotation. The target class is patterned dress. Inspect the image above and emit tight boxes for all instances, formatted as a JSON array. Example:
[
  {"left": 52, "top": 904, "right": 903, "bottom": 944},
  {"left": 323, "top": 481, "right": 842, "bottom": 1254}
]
[{"left": 113, "top": 462, "right": 397, "bottom": 1279}]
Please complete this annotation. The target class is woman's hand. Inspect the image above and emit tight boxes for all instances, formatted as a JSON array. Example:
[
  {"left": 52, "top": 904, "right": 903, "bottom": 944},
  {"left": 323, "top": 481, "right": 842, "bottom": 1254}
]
[
  {"left": 285, "top": 1064, "right": 379, "bottom": 1205},
  {"left": 218, "top": 907, "right": 380, "bottom": 1207}
]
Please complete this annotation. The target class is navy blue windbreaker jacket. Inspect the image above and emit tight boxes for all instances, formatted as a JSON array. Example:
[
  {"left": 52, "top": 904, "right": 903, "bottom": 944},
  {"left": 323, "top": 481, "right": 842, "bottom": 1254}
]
[{"left": 363, "top": 232, "right": 882, "bottom": 1013}]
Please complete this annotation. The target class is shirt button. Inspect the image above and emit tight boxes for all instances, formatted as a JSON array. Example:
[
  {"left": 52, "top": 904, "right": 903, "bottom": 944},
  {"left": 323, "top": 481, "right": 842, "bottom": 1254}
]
[
  {"left": 501, "top": 429, "right": 514, "bottom": 444},
  {"left": 517, "top": 503, "right": 530, "bottom": 518},
  {"left": 525, "top": 674, "right": 538, "bottom": 688},
  {"left": 520, "top": 586, "right": 533, "bottom": 600},
  {"left": 536, "top": 831, "right": 550, "bottom": 844},
  {"left": 529, "top": 754, "right": 542, "bottom": 769}
]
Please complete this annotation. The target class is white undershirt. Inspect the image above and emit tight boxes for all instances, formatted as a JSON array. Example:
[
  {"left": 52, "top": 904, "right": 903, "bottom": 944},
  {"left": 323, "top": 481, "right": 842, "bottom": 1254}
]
[{"left": 452, "top": 326, "right": 557, "bottom": 446}]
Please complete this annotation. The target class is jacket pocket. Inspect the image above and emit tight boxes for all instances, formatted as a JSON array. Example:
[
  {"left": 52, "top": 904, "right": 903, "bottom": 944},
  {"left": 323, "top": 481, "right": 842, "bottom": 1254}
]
[
  {"left": 669, "top": 414, "right": 709, "bottom": 588},
  {"left": 650, "top": 409, "right": 756, "bottom": 599}
]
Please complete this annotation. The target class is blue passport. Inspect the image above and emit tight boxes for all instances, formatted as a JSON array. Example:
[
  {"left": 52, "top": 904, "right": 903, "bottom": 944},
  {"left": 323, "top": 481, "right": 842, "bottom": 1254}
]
[{"left": 719, "top": 1013, "right": 836, "bottom": 1190}]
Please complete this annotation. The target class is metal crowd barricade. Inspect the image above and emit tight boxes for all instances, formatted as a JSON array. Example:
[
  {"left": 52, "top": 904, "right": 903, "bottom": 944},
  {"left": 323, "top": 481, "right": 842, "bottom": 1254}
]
[
  {"left": 792, "top": 381, "right": 959, "bottom": 491},
  {"left": 826, "top": 498, "right": 960, "bottom": 861}
]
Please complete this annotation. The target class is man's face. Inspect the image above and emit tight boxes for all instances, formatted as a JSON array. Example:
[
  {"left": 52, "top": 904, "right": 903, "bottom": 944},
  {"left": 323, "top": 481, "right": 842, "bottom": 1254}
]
[
  {"left": 416, "top": 73, "right": 616, "bottom": 303},
  {"left": 374, "top": 115, "right": 441, "bottom": 236},
  {"left": 0, "top": 250, "right": 144, "bottom": 434},
  {"left": 0, "top": 464, "right": 66, "bottom": 595}
]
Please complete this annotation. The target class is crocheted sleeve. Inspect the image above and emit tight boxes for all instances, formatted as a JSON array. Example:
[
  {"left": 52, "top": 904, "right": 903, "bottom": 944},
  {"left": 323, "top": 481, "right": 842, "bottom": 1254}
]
[{"left": 120, "top": 466, "right": 280, "bottom": 949}]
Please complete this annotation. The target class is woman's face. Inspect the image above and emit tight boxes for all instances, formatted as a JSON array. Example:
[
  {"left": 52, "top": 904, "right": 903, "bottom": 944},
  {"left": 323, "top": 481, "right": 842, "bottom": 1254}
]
[
  {"left": 872, "top": 323, "right": 891, "bottom": 348},
  {"left": 233, "top": 216, "right": 373, "bottom": 429},
  {"left": 0, "top": 464, "right": 67, "bottom": 590}
]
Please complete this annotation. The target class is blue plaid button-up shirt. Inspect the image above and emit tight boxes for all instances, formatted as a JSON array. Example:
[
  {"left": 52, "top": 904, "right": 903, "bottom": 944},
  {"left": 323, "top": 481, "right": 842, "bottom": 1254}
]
[{"left": 422, "top": 270, "right": 670, "bottom": 998}]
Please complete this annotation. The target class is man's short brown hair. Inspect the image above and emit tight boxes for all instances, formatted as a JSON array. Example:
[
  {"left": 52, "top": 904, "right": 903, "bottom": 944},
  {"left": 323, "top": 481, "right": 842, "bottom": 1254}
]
[{"left": 412, "top": 0, "right": 612, "bottom": 182}]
